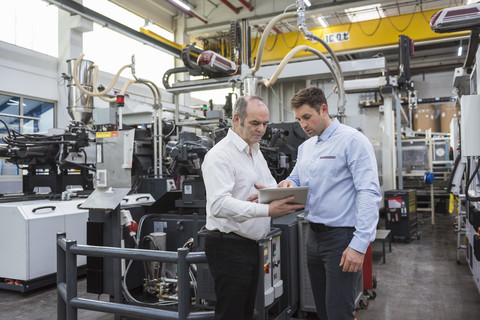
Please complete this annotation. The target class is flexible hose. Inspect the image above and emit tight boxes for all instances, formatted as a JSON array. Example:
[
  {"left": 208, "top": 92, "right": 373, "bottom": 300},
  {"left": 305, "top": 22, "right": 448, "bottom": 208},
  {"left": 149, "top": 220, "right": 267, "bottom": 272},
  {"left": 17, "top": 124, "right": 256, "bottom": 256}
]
[
  {"left": 251, "top": 12, "right": 296, "bottom": 75},
  {"left": 72, "top": 53, "right": 131, "bottom": 98},
  {"left": 73, "top": 55, "right": 164, "bottom": 175},
  {"left": 260, "top": 45, "right": 339, "bottom": 91}
]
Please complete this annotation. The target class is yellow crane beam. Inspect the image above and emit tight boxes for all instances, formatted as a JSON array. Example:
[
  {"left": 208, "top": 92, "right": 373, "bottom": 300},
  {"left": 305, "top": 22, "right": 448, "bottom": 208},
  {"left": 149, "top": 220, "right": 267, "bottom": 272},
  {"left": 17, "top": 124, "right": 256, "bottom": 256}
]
[
  {"left": 140, "top": 27, "right": 184, "bottom": 52},
  {"left": 253, "top": 8, "right": 469, "bottom": 63}
]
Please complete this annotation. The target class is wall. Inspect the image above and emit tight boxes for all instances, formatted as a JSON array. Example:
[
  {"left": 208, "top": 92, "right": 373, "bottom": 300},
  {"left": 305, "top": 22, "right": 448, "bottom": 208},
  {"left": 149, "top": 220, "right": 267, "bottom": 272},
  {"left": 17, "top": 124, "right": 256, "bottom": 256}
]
[
  {"left": 0, "top": 41, "right": 58, "bottom": 102},
  {"left": 412, "top": 71, "right": 456, "bottom": 100}
]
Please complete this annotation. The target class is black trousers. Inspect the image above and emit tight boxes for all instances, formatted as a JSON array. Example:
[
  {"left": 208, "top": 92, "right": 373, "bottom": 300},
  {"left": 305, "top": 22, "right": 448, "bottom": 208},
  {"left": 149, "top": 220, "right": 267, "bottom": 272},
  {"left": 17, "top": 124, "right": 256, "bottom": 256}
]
[
  {"left": 306, "top": 225, "right": 360, "bottom": 320},
  {"left": 205, "top": 230, "right": 259, "bottom": 320}
]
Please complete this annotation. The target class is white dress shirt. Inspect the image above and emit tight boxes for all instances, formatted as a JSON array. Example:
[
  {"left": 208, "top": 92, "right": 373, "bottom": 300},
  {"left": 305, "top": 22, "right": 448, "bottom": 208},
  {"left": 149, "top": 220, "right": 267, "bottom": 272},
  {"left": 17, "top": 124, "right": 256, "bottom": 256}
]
[{"left": 202, "top": 129, "right": 277, "bottom": 241}]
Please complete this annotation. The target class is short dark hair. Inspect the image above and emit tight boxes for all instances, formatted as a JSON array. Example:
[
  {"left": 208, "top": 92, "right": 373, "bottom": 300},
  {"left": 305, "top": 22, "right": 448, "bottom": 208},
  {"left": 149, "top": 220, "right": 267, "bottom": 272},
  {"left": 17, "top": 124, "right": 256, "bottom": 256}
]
[
  {"left": 234, "top": 95, "right": 265, "bottom": 126},
  {"left": 290, "top": 87, "right": 327, "bottom": 113}
]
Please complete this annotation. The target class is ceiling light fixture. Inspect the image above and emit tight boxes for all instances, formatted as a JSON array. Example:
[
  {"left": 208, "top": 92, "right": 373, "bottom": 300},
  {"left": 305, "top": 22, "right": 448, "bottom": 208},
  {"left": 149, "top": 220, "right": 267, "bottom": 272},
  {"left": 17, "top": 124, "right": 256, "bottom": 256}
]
[
  {"left": 165, "top": 0, "right": 208, "bottom": 24},
  {"left": 317, "top": 16, "right": 328, "bottom": 27},
  {"left": 345, "top": 3, "right": 385, "bottom": 23},
  {"left": 171, "top": 0, "right": 191, "bottom": 11},
  {"left": 304, "top": 0, "right": 312, "bottom": 7},
  {"left": 458, "top": 40, "right": 463, "bottom": 56}
]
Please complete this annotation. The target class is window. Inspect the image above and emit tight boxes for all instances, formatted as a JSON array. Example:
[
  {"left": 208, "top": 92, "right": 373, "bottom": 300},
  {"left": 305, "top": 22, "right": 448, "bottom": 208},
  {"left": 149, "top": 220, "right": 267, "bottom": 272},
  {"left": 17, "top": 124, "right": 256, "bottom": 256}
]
[{"left": 0, "top": 93, "right": 55, "bottom": 177}]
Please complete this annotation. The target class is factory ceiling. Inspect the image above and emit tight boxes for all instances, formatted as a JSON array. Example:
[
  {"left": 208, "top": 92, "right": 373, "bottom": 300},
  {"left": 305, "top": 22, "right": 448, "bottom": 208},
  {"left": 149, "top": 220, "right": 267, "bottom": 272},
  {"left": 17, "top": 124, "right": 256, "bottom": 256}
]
[{"left": 108, "top": 0, "right": 474, "bottom": 75}]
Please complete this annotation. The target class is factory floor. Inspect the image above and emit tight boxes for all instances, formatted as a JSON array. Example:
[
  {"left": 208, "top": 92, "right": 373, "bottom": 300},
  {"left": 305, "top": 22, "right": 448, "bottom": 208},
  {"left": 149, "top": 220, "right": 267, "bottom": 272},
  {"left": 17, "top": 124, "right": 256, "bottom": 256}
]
[{"left": 1, "top": 212, "right": 479, "bottom": 320}]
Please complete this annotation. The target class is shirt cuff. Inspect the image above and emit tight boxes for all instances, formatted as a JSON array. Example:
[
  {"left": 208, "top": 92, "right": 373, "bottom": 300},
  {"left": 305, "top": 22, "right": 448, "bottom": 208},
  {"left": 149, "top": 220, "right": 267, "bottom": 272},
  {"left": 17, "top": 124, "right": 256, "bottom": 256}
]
[
  {"left": 256, "top": 203, "right": 270, "bottom": 217},
  {"left": 348, "top": 236, "right": 369, "bottom": 254}
]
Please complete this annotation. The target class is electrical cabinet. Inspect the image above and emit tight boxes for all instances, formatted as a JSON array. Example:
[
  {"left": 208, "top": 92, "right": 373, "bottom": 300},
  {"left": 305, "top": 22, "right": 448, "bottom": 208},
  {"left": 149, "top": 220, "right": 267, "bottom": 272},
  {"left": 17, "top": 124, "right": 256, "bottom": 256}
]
[{"left": 384, "top": 189, "right": 418, "bottom": 243}]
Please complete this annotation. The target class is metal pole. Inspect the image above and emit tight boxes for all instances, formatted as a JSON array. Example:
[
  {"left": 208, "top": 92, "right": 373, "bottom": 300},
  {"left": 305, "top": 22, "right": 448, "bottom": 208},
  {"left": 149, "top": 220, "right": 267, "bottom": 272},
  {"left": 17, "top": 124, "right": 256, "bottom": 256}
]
[
  {"left": 395, "top": 92, "right": 404, "bottom": 190},
  {"left": 177, "top": 248, "right": 190, "bottom": 320},
  {"left": 65, "top": 239, "right": 78, "bottom": 320},
  {"left": 192, "top": 212, "right": 199, "bottom": 247},
  {"left": 57, "top": 233, "right": 67, "bottom": 320},
  {"left": 112, "top": 208, "right": 122, "bottom": 320},
  {"left": 153, "top": 107, "right": 158, "bottom": 176}
]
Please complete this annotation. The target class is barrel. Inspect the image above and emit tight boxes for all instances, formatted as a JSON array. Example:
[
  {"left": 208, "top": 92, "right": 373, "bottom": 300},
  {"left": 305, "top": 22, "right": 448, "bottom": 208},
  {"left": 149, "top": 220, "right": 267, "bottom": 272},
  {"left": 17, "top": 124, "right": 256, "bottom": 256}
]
[
  {"left": 439, "top": 102, "right": 460, "bottom": 133},
  {"left": 414, "top": 104, "right": 436, "bottom": 132}
]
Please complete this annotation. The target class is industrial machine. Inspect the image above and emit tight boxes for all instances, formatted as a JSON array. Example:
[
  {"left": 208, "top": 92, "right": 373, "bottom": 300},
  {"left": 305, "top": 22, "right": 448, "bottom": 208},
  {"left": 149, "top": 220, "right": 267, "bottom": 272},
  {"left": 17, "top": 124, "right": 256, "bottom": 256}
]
[
  {"left": 430, "top": 2, "right": 480, "bottom": 33},
  {"left": 1, "top": 1, "right": 350, "bottom": 319},
  {"left": 384, "top": 189, "right": 419, "bottom": 243},
  {"left": 434, "top": 3, "right": 480, "bottom": 292}
]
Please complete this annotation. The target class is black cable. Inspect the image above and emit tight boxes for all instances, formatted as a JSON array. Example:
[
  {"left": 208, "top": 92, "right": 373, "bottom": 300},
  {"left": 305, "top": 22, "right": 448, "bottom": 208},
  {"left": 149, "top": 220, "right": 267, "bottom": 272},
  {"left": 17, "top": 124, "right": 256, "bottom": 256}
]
[
  {"left": 251, "top": 30, "right": 260, "bottom": 53},
  {"left": 265, "top": 32, "right": 279, "bottom": 52},
  {"left": 466, "top": 158, "right": 480, "bottom": 202},
  {"left": 357, "top": 17, "right": 383, "bottom": 37},
  {"left": 446, "top": 153, "right": 462, "bottom": 194},
  {"left": 281, "top": 30, "right": 300, "bottom": 49},
  {"left": 386, "top": 4, "right": 417, "bottom": 32},
  {"left": 0, "top": 119, "right": 12, "bottom": 137}
]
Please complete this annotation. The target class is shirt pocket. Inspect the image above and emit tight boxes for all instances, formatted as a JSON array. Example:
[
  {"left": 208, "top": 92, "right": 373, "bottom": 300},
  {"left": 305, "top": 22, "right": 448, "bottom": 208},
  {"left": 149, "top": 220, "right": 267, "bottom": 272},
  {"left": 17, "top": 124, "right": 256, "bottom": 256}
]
[{"left": 310, "top": 155, "right": 338, "bottom": 179}]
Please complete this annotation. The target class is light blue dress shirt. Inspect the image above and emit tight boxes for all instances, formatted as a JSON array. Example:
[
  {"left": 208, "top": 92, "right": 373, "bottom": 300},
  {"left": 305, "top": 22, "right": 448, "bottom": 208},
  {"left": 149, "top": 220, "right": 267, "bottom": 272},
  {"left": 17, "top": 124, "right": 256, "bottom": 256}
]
[{"left": 287, "top": 119, "right": 382, "bottom": 254}]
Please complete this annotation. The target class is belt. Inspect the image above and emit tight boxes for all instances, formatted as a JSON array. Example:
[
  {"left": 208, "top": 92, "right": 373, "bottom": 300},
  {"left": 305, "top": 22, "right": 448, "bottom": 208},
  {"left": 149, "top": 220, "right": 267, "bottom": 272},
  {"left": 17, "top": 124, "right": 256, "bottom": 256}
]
[
  {"left": 309, "top": 222, "right": 354, "bottom": 233},
  {"left": 206, "top": 230, "right": 257, "bottom": 243}
]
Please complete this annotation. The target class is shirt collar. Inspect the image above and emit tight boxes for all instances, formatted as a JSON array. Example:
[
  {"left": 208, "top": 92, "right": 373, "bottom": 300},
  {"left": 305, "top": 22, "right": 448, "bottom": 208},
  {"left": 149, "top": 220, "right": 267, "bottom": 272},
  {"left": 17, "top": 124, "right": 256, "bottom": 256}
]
[
  {"left": 227, "top": 128, "right": 259, "bottom": 154},
  {"left": 317, "top": 118, "right": 339, "bottom": 142}
]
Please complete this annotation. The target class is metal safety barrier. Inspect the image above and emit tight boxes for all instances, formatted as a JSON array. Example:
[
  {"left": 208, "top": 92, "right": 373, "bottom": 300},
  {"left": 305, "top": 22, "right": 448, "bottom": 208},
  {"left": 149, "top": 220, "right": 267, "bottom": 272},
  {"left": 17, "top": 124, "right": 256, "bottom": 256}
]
[{"left": 56, "top": 232, "right": 214, "bottom": 320}]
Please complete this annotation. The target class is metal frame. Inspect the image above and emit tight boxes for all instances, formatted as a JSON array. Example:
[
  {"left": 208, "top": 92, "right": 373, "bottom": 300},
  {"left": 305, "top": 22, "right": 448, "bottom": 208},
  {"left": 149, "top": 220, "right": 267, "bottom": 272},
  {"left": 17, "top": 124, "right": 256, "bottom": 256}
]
[{"left": 56, "top": 232, "right": 214, "bottom": 320}]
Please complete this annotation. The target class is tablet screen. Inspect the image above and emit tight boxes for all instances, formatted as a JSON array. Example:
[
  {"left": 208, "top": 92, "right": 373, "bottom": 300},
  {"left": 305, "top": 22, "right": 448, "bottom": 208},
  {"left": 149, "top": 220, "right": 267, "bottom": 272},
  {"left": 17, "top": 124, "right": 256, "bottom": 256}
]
[{"left": 258, "top": 186, "right": 309, "bottom": 205}]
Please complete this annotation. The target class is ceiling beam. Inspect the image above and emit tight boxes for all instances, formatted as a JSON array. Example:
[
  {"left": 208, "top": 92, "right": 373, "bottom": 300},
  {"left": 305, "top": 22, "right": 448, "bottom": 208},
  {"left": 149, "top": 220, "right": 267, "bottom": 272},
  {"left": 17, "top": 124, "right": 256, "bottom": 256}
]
[
  {"left": 45, "top": 0, "right": 182, "bottom": 58},
  {"left": 185, "top": 0, "right": 444, "bottom": 36}
]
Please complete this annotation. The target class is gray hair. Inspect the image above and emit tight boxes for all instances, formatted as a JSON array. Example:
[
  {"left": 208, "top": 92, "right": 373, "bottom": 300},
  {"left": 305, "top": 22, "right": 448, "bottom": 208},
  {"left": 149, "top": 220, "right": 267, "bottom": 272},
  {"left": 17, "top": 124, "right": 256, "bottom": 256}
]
[{"left": 233, "top": 96, "right": 265, "bottom": 126}]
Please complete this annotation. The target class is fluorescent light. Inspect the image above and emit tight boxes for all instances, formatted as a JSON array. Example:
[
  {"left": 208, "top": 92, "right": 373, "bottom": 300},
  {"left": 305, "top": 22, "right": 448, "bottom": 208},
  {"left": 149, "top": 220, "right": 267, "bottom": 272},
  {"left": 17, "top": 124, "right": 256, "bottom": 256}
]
[
  {"left": 171, "top": 0, "right": 191, "bottom": 11},
  {"left": 458, "top": 45, "right": 463, "bottom": 56},
  {"left": 317, "top": 16, "right": 328, "bottom": 27},
  {"left": 345, "top": 4, "right": 385, "bottom": 23},
  {"left": 304, "top": 0, "right": 312, "bottom": 7}
]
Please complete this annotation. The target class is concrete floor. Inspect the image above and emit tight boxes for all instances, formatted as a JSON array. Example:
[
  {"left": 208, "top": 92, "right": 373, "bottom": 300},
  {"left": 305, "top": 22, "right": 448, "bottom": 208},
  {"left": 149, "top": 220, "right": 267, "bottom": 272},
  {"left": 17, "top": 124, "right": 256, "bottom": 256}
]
[{"left": 1, "top": 212, "right": 479, "bottom": 320}]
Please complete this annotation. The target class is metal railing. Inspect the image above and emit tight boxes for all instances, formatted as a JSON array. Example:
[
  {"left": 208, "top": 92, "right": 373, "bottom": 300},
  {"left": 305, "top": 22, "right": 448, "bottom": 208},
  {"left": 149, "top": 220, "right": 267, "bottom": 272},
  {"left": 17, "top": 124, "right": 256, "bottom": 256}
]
[{"left": 56, "top": 232, "right": 214, "bottom": 320}]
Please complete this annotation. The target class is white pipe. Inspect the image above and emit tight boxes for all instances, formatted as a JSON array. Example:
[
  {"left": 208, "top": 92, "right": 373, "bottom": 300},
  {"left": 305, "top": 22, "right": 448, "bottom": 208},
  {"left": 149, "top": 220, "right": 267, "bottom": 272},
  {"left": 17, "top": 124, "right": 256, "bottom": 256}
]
[
  {"left": 118, "top": 108, "right": 123, "bottom": 130},
  {"left": 149, "top": 82, "right": 163, "bottom": 177},
  {"left": 153, "top": 108, "right": 158, "bottom": 176},
  {"left": 251, "top": 12, "right": 296, "bottom": 75}
]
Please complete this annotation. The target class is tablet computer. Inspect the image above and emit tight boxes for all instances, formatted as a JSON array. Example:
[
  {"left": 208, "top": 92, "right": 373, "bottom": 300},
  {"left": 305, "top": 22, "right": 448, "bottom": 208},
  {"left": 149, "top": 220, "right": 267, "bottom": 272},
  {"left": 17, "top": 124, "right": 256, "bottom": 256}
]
[{"left": 258, "top": 186, "right": 309, "bottom": 205}]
